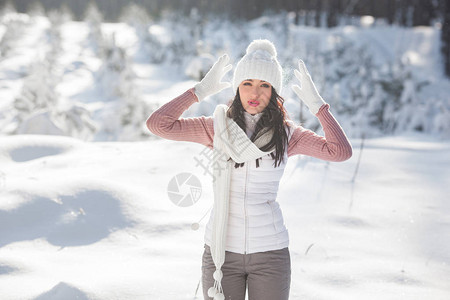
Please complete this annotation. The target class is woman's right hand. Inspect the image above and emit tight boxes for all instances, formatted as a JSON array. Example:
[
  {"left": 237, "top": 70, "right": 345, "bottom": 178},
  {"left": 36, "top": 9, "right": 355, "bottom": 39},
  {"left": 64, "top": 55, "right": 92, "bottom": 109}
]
[{"left": 194, "top": 54, "right": 232, "bottom": 101}]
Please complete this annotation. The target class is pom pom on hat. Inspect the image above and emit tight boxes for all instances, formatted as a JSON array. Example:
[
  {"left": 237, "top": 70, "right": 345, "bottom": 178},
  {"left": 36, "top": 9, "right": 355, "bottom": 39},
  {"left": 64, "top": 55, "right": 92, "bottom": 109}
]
[
  {"left": 246, "top": 39, "right": 277, "bottom": 57},
  {"left": 233, "top": 39, "right": 283, "bottom": 93}
]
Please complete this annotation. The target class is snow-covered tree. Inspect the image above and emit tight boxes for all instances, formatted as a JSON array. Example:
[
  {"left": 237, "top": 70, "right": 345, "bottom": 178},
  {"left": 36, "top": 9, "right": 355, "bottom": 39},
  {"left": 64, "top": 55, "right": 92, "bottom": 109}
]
[
  {"left": 138, "top": 9, "right": 199, "bottom": 65},
  {"left": 321, "top": 35, "right": 377, "bottom": 116},
  {"left": 0, "top": 12, "right": 30, "bottom": 58},
  {"left": 185, "top": 41, "right": 215, "bottom": 81},
  {"left": 185, "top": 53, "right": 215, "bottom": 81},
  {"left": 280, "top": 30, "right": 440, "bottom": 138},
  {"left": 45, "top": 9, "right": 65, "bottom": 67},
  {"left": 12, "top": 59, "right": 63, "bottom": 135},
  {"left": 119, "top": 3, "right": 150, "bottom": 39},
  {"left": 27, "top": 1, "right": 45, "bottom": 17},
  {"left": 433, "top": 104, "right": 450, "bottom": 137},
  {"left": 83, "top": 1, "right": 105, "bottom": 56},
  {"left": 376, "top": 59, "right": 428, "bottom": 134},
  {"left": 12, "top": 59, "right": 97, "bottom": 140},
  {"left": 95, "top": 34, "right": 155, "bottom": 141},
  {"left": 58, "top": 3, "right": 74, "bottom": 23},
  {"left": 14, "top": 61, "right": 59, "bottom": 119},
  {"left": 119, "top": 96, "right": 157, "bottom": 141},
  {"left": 95, "top": 34, "right": 133, "bottom": 100},
  {"left": 58, "top": 102, "right": 97, "bottom": 140}
]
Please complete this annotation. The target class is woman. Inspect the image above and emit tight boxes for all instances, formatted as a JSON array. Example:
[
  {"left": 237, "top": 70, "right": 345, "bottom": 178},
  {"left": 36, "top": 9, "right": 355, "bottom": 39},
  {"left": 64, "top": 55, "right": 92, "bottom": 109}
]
[{"left": 147, "top": 39, "right": 352, "bottom": 300}]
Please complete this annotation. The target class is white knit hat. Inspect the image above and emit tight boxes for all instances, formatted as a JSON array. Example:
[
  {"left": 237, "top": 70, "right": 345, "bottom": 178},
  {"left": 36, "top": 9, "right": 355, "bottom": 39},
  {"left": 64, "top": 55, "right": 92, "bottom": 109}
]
[{"left": 233, "top": 39, "right": 283, "bottom": 93}]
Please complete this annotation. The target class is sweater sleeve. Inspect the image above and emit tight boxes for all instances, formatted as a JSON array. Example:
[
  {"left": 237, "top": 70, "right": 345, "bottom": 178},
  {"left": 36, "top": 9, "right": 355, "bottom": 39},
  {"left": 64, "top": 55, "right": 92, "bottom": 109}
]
[
  {"left": 146, "top": 88, "right": 215, "bottom": 149},
  {"left": 287, "top": 104, "right": 352, "bottom": 162}
]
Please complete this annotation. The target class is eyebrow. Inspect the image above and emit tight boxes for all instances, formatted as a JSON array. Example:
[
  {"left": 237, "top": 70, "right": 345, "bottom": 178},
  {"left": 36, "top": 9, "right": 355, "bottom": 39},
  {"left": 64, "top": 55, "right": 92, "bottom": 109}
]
[{"left": 244, "top": 79, "right": 267, "bottom": 82}]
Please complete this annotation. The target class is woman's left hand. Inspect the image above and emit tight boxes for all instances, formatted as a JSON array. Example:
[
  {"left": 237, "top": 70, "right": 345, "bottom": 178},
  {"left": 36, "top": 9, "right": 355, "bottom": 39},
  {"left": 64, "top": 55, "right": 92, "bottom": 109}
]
[{"left": 292, "top": 60, "right": 326, "bottom": 115}]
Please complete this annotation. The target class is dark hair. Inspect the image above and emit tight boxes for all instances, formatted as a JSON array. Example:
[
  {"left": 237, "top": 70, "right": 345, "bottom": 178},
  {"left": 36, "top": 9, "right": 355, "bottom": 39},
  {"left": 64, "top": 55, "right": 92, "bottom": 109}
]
[{"left": 226, "top": 87, "right": 291, "bottom": 168}]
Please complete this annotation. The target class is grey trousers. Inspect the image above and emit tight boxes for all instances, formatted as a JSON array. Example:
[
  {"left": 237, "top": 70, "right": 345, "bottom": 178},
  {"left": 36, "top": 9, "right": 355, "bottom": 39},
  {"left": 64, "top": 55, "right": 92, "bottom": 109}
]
[{"left": 201, "top": 244, "right": 291, "bottom": 300}]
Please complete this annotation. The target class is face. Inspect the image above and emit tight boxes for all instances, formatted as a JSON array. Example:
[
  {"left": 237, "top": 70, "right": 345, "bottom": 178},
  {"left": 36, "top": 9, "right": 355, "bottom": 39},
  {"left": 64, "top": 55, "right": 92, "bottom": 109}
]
[{"left": 238, "top": 79, "right": 272, "bottom": 115}]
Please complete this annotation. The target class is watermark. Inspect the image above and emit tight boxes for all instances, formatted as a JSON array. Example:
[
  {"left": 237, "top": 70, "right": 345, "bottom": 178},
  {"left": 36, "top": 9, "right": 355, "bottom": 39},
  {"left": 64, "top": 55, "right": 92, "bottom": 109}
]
[
  {"left": 193, "top": 123, "right": 257, "bottom": 181},
  {"left": 167, "top": 172, "right": 202, "bottom": 207},
  {"left": 193, "top": 147, "right": 229, "bottom": 182}
]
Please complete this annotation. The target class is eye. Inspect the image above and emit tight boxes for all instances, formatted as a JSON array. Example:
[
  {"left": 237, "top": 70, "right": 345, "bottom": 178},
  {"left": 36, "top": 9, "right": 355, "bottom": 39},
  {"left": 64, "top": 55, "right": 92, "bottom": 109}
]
[
  {"left": 261, "top": 83, "right": 270, "bottom": 88},
  {"left": 243, "top": 82, "right": 252, "bottom": 86}
]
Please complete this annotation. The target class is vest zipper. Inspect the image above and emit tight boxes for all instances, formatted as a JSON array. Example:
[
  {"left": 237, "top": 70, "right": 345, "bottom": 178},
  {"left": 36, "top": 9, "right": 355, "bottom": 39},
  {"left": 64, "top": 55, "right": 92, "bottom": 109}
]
[{"left": 244, "top": 162, "right": 249, "bottom": 254}]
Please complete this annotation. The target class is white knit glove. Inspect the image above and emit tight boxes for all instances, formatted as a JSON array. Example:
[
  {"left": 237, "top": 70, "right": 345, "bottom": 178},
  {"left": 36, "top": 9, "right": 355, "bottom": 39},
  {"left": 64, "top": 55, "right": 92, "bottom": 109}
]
[
  {"left": 194, "top": 54, "right": 232, "bottom": 101},
  {"left": 292, "top": 60, "right": 326, "bottom": 115}
]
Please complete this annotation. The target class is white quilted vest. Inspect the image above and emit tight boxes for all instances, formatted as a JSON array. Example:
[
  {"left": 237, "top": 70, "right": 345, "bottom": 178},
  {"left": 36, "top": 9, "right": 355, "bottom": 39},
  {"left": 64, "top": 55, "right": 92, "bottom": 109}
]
[{"left": 204, "top": 111, "right": 293, "bottom": 254}]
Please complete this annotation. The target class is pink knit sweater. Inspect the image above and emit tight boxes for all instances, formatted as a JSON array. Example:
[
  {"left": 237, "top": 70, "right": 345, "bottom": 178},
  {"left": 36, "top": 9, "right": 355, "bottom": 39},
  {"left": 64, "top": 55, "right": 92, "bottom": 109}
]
[{"left": 146, "top": 88, "right": 352, "bottom": 162}]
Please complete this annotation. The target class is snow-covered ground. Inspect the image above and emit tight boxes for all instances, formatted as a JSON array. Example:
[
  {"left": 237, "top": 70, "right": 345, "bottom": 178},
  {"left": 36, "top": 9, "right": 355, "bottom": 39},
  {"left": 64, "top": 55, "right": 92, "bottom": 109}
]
[
  {"left": 0, "top": 133, "right": 449, "bottom": 299},
  {"left": 1, "top": 10, "right": 450, "bottom": 300}
]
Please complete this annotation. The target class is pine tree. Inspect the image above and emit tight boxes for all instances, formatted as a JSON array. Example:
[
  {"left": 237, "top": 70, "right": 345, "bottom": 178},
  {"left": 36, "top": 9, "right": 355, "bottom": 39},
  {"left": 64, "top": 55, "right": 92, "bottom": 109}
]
[
  {"left": 13, "top": 60, "right": 61, "bottom": 134},
  {"left": 0, "top": 12, "right": 30, "bottom": 58},
  {"left": 12, "top": 56, "right": 97, "bottom": 139},
  {"left": 96, "top": 34, "right": 131, "bottom": 99},
  {"left": 27, "top": 1, "right": 45, "bottom": 17},
  {"left": 83, "top": 1, "right": 105, "bottom": 56},
  {"left": 119, "top": 2, "right": 151, "bottom": 38},
  {"left": 95, "top": 34, "right": 154, "bottom": 140}
]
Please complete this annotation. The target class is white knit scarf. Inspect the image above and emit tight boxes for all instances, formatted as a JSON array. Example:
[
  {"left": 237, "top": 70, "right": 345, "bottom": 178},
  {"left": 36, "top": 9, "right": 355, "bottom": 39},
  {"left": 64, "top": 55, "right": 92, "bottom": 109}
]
[{"left": 207, "top": 104, "right": 275, "bottom": 299}]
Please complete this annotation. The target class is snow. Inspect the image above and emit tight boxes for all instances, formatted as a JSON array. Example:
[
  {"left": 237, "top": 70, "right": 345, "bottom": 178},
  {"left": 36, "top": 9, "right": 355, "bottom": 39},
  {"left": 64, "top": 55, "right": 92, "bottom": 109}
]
[
  {"left": 0, "top": 10, "right": 450, "bottom": 300},
  {"left": 2, "top": 12, "right": 449, "bottom": 140},
  {"left": 0, "top": 133, "right": 449, "bottom": 299}
]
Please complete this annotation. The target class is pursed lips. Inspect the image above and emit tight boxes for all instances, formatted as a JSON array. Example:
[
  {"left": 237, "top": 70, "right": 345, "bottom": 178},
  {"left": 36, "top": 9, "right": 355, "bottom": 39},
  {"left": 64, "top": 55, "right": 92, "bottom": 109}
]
[{"left": 248, "top": 100, "right": 260, "bottom": 107}]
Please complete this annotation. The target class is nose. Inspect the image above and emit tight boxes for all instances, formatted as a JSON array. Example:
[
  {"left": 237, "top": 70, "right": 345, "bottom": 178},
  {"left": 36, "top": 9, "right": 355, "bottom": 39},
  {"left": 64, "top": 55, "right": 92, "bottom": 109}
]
[{"left": 249, "top": 86, "right": 261, "bottom": 98}]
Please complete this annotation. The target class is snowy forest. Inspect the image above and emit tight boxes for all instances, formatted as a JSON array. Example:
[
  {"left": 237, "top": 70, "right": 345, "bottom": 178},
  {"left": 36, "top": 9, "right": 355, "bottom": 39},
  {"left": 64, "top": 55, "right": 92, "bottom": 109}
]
[
  {"left": 1, "top": 1, "right": 450, "bottom": 300},
  {"left": 0, "top": 0, "right": 449, "bottom": 141}
]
